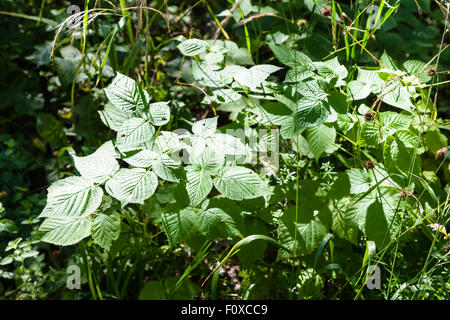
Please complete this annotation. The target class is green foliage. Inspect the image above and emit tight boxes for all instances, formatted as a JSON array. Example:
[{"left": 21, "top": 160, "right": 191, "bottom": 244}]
[{"left": 1, "top": 0, "right": 449, "bottom": 301}]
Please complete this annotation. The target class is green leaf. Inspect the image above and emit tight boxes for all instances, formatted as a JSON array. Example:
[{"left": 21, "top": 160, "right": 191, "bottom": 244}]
[
  {"left": 192, "top": 117, "right": 218, "bottom": 137},
  {"left": 424, "top": 129, "right": 448, "bottom": 155},
  {"left": 277, "top": 206, "right": 328, "bottom": 258},
  {"left": 206, "top": 134, "right": 249, "bottom": 156},
  {"left": 347, "top": 187, "right": 401, "bottom": 248},
  {"left": 327, "top": 91, "right": 348, "bottom": 114},
  {"left": 92, "top": 212, "right": 121, "bottom": 251},
  {"left": 161, "top": 208, "right": 205, "bottom": 248},
  {"left": 293, "top": 79, "right": 328, "bottom": 99},
  {"left": 98, "top": 102, "right": 133, "bottom": 131},
  {"left": 285, "top": 66, "right": 315, "bottom": 83},
  {"left": 269, "top": 44, "right": 312, "bottom": 67},
  {"left": 233, "top": 65, "right": 282, "bottom": 89},
  {"left": 72, "top": 142, "right": 120, "bottom": 183},
  {"left": 213, "top": 166, "right": 266, "bottom": 201},
  {"left": 177, "top": 39, "right": 208, "bottom": 56},
  {"left": 104, "top": 72, "right": 149, "bottom": 113},
  {"left": 383, "top": 130, "right": 421, "bottom": 176},
  {"left": 39, "top": 176, "right": 103, "bottom": 218},
  {"left": 191, "top": 60, "right": 232, "bottom": 87},
  {"left": 381, "top": 82, "right": 414, "bottom": 112},
  {"left": 304, "top": 125, "right": 336, "bottom": 160},
  {"left": 347, "top": 80, "right": 371, "bottom": 100},
  {"left": 105, "top": 168, "right": 158, "bottom": 206},
  {"left": 148, "top": 102, "right": 170, "bottom": 126},
  {"left": 123, "top": 149, "right": 160, "bottom": 167},
  {"left": 360, "top": 111, "right": 412, "bottom": 146},
  {"left": 117, "top": 118, "right": 155, "bottom": 146},
  {"left": 39, "top": 216, "right": 92, "bottom": 246},
  {"left": 139, "top": 282, "right": 166, "bottom": 300},
  {"left": 248, "top": 102, "right": 291, "bottom": 125},
  {"left": 293, "top": 97, "right": 330, "bottom": 130},
  {"left": 185, "top": 167, "right": 213, "bottom": 206},
  {"left": 195, "top": 207, "right": 243, "bottom": 239},
  {"left": 152, "top": 154, "right": 181, "bottom": 183},
  {"left": 380, "top": 50, "right": 398, "bottom": 71},
  {"left": 402, "top": 59, "right": 432, "bottom": 83}
]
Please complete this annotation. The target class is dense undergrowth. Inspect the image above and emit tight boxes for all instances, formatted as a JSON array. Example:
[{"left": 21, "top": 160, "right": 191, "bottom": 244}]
[{"left": 0, "top": 0, "right": 449, "bottom": 300}]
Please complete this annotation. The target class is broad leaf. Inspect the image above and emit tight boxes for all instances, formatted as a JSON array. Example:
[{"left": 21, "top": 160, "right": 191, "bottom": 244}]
[
  {"left": 39, "top": 176, "right": 103, "bottom": 218},
  {"left": 104, "top": 72, "right": 149, "bottom": 113},
  {"left": 105, "top": 168, "right": 158, "bottom": 206},
  {"left": 117, "top": 118, "right": 155, "bottom": 146},
  {"left": 293, "top": 97, "right": 330, "bottom": 130},
  {"left": 304, "top": 125, "right": 336, "bottom": 160},
  {"left": 72, "top": 142, "right": 120, "bottom": 183},
  {"left": 213, "top": 166, "right": 266, "bottom": 200},
  {"left": 92, "top": 212, "right": 121, "bottom": 250},
  {"left": 39, "top": 216, "right": 92, "bottom": 246},
  {"left": 177, "top": 39, "right": 208, "bottom": 56}
]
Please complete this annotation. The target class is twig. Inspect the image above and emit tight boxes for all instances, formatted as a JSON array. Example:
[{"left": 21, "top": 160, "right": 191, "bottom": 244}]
[{"left": 212, "top": 0, "right": 243, "bottom": 40}]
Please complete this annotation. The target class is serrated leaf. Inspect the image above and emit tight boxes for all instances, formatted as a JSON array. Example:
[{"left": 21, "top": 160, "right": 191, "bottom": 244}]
[
  {"left": 293, "top": 97, "right": 331, "bottom": 130},
  {"left": 192, "top": 60, "right": 232, "bottom": 87},
  {"left": 248, "top": 102, "right": 291, "bottom": 125},
  {"left": 269, "top": 44, "right": 312, "bottom": 67},
  {"left": 347, "top": 187, "right": 401, "bottom": 248},
  {"left": 277, "top": 206, "right": 328, "bottom": 257},
  {"left": 347, "top": 80, "right": 371, "bottom": 100},
  {"left": 360, "top": 111, "right": 412, "bottom": 146},
  {"left": 177, "top": 39, "right": 208, "bottom": 56},
  {"left": 402, "top": 59, "right": 431, "bottom": 83},
  {"left": 117, "top": 118, "right": 155, "bottom": 146},
  {"left": 383, "top": 130, "right": 421, "bottom": 176},
  {"left": 234, "top": 65, "right": 282, "bottom": 89},
  {"left": 92, "top": 212, "right": 121, "bottom": 250},
  {"left": 148, "top": 102, "right": 170, "bottom": 126},
  {"left": 39, "top": 216, "right": 92, "bottom": 246},
  {"left": 304, "top": 125, "right": 336, "bottom": 160},
  {"left": 154, "top": 131, "right": 186, "bottom": 153},
  {"left": 206, "top": 133, "right": 249, "bottom": 156},
  {"left": 104, "top": 72, "right": 149, "bottom": 113},
  {"left": 39, "top": 176, "right": 103, "bottom": 218},
  {"left": 185, "top": 167, "right": 213, "bottom": 206},
  {"left": 152, "top": 154, "right": 180, "bottom": 182},
  {"left": 213, "top": 166, "right": 266, "bottom": 200},
  {"left": 98, "top": 102, "right": 133, "bottom": 131},
  {"left": 105, "top": 168, "right": 158, "bottom": 206},
  {"left": 192, "top": 117, "right": 218, "bottom": 137},
  {"left": 72, "top": 143, "right": 120, "bottom": 183},
  {"left": 123, "top": 149, "right": 160, "bottom": 167},
  {"left": 294, "top": 79, "right": 328, "bottom": 99}
]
